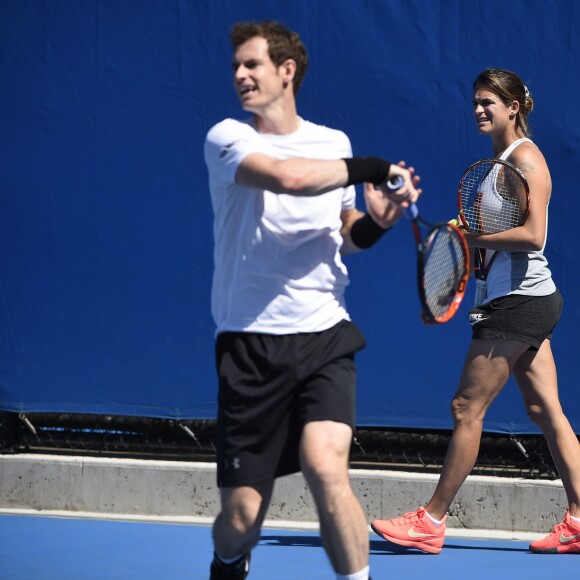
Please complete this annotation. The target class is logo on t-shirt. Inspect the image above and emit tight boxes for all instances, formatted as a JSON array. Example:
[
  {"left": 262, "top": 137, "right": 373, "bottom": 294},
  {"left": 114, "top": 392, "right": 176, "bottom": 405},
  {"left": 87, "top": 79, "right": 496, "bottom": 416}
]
[{"left": 220, "top": 141, "right": 237, "bottom": 158}]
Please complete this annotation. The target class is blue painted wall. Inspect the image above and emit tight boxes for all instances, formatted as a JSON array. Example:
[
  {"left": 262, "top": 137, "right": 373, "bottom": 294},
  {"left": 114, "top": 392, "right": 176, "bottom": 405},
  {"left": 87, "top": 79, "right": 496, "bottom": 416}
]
[{"left": 1, "top": 1, "right": 578, "bottom": 433}]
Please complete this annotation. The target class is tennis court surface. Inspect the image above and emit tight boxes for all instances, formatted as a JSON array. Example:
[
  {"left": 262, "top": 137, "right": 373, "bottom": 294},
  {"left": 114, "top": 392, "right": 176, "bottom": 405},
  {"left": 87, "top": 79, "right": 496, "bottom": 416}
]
[{"left": 1, "top": 512, "right": 577, "bottom": 579}]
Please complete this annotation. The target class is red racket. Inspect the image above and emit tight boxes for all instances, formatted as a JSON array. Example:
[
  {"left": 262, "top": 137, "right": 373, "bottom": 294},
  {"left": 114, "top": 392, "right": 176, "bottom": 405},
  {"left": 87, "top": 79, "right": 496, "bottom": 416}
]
[{"left": 388, "top": 177, "right": 470, "bottom": 324}]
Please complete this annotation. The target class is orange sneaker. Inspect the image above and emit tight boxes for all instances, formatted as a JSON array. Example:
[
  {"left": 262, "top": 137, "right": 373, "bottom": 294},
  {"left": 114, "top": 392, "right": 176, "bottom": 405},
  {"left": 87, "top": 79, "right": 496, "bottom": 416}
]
[
  {"left": 371, "top": 507, "right": 446, "bottom": 554},
  {"left": 529, "top": 511, "right": 580, "bottom": 553}
]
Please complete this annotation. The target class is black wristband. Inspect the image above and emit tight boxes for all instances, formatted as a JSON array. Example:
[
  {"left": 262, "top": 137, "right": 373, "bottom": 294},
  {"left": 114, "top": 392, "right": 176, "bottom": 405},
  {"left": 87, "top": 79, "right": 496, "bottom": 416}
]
[
  {"left": 343, "top": 157, "right": 391, "bottom": 186},
  {"left": 350, "top": 213, "right": 391, "bottom": 249}
]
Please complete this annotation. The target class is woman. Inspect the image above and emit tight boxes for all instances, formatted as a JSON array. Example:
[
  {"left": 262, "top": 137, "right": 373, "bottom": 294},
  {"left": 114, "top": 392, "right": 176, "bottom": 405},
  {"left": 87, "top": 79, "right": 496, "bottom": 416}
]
[{"left": 371, "top": 68, "right": 580, "bottom": 555}]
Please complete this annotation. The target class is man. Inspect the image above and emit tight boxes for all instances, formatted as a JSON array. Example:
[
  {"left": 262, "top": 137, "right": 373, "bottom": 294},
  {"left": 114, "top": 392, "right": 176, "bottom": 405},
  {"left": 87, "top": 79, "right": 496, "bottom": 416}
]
[{"left": 203, "top": 20, "right": 420, "bottom": 580}]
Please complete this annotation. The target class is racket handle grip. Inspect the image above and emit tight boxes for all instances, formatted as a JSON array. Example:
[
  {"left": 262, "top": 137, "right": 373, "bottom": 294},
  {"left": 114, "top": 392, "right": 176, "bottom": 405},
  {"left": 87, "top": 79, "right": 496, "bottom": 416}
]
[
  {"left": 384, "top": 175, "right": 417, "bottom": 220},
  {"left": 403, "top": 203, "right": 418, "bottom": 220},
  {"left": 385, "top": 175, "right": 404, "bottom": 192}
]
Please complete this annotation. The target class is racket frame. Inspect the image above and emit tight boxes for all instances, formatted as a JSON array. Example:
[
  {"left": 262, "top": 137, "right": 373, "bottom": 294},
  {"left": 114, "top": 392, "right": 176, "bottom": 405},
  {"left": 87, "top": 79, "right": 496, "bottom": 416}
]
[
  {"left": 457, "top": 157, "right": 530, "bottom": 286},
  {"left": 457, "top": 158, "right": 530, "bottom": 234},
  {"left": 384, "top": 176, "right": 469, "bottom": 324},
  {"left": 407, "top": 210, "right": 470, "bottom": 324}
]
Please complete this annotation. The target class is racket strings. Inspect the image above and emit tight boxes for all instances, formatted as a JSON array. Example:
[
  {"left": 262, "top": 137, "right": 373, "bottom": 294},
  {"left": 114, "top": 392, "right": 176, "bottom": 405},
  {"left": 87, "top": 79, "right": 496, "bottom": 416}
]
[
  {"left": 460, "top": 162, "right": 527, "bottom": 234},
  {"left": 423, "top": 228, "right": 467, "bottom": 318}
]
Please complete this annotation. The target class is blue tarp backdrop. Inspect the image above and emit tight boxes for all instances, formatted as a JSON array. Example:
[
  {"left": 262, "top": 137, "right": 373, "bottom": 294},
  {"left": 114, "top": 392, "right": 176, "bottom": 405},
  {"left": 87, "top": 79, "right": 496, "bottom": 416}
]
[{"left": 1, "top": 1, "right": 578, "bottom": 433}]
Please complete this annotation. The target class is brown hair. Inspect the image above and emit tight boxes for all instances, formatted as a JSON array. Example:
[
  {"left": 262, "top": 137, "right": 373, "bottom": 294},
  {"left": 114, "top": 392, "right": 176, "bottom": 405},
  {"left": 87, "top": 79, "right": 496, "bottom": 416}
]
[
  {"left": 473, "top": 68, "right": 534, "bottom": 137},
  {"left": 230, "top": 20, "right": 309, "bottom": 96}
]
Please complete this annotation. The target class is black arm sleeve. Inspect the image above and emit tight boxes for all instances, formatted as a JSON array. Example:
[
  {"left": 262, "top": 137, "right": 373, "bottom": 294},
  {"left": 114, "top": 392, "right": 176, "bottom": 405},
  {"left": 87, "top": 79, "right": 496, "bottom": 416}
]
[
  {"left": 343, "top": 157, "right": 391, "bottom": 186},
  {"left": 350, "top": 213, "right": 391, "bottom": 249}
]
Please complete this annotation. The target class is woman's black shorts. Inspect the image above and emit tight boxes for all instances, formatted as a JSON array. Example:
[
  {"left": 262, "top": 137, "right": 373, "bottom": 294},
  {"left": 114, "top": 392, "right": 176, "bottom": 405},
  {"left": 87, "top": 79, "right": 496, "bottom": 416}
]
[
  {"left": 214, "top": 319, "right": 366, "bottom": 488},
  {"left": 468, "top": 289, "right": 563, "bottom": 350}
]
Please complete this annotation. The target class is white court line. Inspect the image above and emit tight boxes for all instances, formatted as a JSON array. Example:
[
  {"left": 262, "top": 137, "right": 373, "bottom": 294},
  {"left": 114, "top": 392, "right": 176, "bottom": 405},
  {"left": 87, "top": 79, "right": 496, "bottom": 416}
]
[{"left": 0, "top": 507, "right": 539, "bottom": 541}]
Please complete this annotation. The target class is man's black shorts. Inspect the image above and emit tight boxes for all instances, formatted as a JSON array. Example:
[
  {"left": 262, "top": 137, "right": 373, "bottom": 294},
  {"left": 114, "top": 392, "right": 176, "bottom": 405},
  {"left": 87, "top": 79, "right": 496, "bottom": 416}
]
[
  {"left": 214, "top": 319, "right": 366, "bottom": 488},
  {"left": 468, "top": 289, "right": 563, "bottom": 350}
]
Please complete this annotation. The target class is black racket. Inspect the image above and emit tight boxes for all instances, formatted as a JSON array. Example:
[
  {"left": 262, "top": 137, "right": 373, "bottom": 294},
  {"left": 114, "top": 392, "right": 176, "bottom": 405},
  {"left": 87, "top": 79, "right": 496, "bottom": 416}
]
[
  {"left": 457, "top": 158, "right": 530, "bottom": 300},
  {"left": 387, "top": 177, "right": 470, "bottom": 324}
]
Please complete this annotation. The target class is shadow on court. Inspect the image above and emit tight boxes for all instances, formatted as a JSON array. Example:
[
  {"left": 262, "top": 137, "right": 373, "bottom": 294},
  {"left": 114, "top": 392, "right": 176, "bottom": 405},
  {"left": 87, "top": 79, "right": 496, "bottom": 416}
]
[
  {"left": 263, "top": 535, "right": 529, "bottom": 554},
  {"left": 0, "top": 514, "right": 576, "bottom": 579},
  {"left": 370, "top": 538, "right": 529, "bottom": 554}
]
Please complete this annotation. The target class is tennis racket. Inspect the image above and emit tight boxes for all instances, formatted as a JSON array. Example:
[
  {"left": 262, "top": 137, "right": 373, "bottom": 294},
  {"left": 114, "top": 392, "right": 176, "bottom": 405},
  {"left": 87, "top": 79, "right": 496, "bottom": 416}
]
[
  {"left": 457, "top": 158, "right": 530, "bottom": 303},
  {"left": 387, "top": 177, "right": 470, "bottom": 324}
]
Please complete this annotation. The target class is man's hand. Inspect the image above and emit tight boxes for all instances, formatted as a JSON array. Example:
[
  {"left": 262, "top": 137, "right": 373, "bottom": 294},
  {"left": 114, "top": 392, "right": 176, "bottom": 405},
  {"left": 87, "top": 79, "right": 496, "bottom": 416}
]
[
  {"left": 363, "top": 183, "right": 403, "bottom": 229},
  {"left": 365, "top": 161, "right": 422, "bottom": 227}
]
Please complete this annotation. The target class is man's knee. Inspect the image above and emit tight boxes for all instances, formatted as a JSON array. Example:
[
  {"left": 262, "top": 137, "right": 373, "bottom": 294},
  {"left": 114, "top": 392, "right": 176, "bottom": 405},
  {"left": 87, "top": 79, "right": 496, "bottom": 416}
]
[
  {"left": 302, "top": 454, "right": 350, "bottom": 500},
  {"left": 300, "top": 422, "right": 352, "bottom": 481},
  {"left": 213, "top": 490, "right": 266, "bottom": 558},
  {"left": 219, "top": 484, "right": 272, "bottom": 532}
]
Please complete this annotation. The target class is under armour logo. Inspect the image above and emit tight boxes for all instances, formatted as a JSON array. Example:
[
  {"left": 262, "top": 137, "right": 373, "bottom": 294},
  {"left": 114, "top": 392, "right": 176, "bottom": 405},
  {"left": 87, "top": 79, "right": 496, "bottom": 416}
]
[{"left": 224, "top": 457, "right": 241, "bottom": 470}]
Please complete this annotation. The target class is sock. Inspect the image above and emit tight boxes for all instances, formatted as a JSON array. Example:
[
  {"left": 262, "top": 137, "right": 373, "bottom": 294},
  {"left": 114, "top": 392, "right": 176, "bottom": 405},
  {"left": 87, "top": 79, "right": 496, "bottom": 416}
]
[
  {"left": 335, "top": 566, "right": 370, "bottom": 580},
  {"left": 570, "top": 514, "right": 580, "bottom": 524},
  {"left": 425, "top": 510, "right": 444, "bottom": 526}
]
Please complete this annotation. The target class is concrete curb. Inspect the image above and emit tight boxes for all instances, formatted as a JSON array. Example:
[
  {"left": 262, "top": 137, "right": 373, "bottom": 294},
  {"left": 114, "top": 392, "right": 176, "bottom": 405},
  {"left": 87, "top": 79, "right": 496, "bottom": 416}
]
[{"left": 0, "top": 454, "right": 567, "bottom": 534}]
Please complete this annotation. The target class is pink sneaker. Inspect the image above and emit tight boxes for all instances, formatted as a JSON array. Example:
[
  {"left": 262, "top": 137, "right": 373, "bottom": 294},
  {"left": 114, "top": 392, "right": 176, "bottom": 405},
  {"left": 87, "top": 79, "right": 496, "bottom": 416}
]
[
  {"left": 371, "top": 507, "right": 446, "bottom": 554},
  {"left": 530, "top": 511, "right": 580, "bottom": 553}
]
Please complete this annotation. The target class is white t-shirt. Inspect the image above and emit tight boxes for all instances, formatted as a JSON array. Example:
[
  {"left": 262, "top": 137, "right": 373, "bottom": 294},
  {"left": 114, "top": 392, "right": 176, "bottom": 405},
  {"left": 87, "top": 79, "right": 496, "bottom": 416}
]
[
  {"left": 204, "top": 117, "right": 356, "bottom": 335},
  {"left": 479, "top": 138, "right": 556, "bottom": 304}
]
